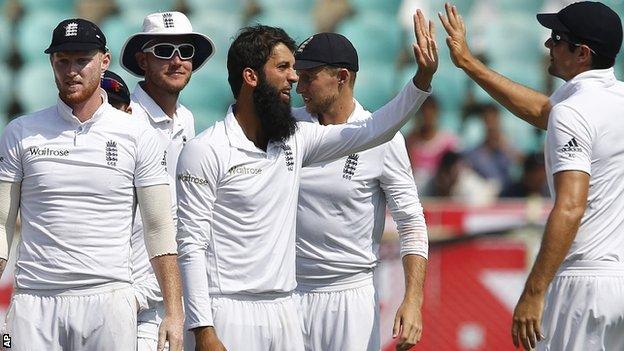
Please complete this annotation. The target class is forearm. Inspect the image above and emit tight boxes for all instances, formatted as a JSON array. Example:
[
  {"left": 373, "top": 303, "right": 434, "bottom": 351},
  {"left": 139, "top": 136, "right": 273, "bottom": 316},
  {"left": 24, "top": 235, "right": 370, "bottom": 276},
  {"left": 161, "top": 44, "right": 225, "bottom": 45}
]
[
  {"left": 0, "top": 258, "right": 6, "bottom": 279},
  {"left": 523, "top": 207, "right": 583, "bottom": 296},
  {"left": 461, "top": 57, "right": 550, "bottom": 130},
  {"left": 151, "top": 254, "right": 183, "bottom": 316},
  {"left": 402, "top": 254, "right": 427, "bottom": 305}
]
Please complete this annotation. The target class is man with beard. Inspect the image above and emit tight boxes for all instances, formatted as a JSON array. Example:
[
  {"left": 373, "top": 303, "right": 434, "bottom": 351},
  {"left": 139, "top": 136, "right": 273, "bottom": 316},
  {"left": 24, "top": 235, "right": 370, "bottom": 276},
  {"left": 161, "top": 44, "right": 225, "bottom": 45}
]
[
  {"left": 120, "top": 11, "right": 214, "bottom": 351},
  {"left": 292, "top": 32, "right": 428, "bottom": 351},
  {"left": 0, "top": 19, "right": 183, "bottom": 350},
  {"left": 439, "top": 2, "right": 624, "bottom": 350},
  {"left": 176, "top": 12, "right": 437, "bottom": 351}
]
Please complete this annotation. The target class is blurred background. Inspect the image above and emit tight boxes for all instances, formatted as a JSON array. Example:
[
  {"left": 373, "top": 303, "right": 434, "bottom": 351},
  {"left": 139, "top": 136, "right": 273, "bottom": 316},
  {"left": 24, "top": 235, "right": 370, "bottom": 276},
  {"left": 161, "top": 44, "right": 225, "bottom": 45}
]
[{"left": 0, "top": 0, "right": 623, "bottom": 350}]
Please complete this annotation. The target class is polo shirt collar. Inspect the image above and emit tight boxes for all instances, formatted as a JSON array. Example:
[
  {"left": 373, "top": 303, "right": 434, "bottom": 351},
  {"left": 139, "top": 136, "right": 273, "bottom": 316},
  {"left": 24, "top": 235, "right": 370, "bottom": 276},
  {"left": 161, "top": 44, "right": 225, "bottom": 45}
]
[
  {"left": 308, "top": 98, "right": 366, "bottom": 124},
  {"left": 551, "top": 68, "right": 617, "bottom": 105},
  {"left": 132, "top": 83, "right": 178, "bottom": 124},
  {"left": 57, "top": 89, "right": 111, "bottom": 125}
]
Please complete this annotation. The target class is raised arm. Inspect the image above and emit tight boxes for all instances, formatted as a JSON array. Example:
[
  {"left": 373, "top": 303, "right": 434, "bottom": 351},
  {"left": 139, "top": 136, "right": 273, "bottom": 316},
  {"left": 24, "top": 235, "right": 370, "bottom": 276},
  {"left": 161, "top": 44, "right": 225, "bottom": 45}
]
[
  {"left": 136, "top": 184, "right": 183, "bottom": 351},
  {"left": 0, "top": 181, "right": 20, "bottom": 278},
  {"left": 301, "top": 10, "right": 438, "bottom": 166},
  {"left": 439, "top": 3, "right": 551, "bottom": 130}
]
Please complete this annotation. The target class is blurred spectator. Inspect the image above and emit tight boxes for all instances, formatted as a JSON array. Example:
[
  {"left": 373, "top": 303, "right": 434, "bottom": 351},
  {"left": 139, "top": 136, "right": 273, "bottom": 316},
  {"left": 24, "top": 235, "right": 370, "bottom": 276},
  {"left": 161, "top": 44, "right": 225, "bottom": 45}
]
[
  {"left": 465, "top": 103, "right": 520, "bottom": 190},
  {"left": 500, "top": 152, "right": 548, "bottom": 198},
  {"left": 314, "top": 0, "right": 352, "bottom": 32},
  {"left": 75, "top": 0, "right": 117, "bottom": 23},
  {"left": 423, "top": 150, "right": 499, "bottom": 205},
  {"left": 405, "top": 95, "right": 459, "bottom": 188}
]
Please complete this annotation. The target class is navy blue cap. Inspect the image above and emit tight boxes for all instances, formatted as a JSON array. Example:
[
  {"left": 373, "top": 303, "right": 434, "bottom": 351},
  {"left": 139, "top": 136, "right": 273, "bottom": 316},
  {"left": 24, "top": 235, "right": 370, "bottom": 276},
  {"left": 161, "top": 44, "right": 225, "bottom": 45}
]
[
  {"left": 537, "top": 1, "right": 622, "bottom": 60},
  {"left": 294, "top": 33, "right": 359, "bottom": 72},
  {"left": 45, "top": 18, "right": 107, "bottom": 54}
]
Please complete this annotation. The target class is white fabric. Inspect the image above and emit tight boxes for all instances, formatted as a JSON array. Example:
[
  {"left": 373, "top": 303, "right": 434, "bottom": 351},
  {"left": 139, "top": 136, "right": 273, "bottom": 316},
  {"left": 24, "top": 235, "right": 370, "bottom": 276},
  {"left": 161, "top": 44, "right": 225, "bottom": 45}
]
[
  {"left": 538, "top": 262, "right": 624, "bottom": 351},
  {"left": 0, "top": 181, "right": 19, "bottom": 260},
  {"left": 209, "top": 294, "right": 305, "bottom": 351},
  {"left": 546, "top": 68, "right": 624, "bottom": 263},
  {"left": 130, "top": 83, "right": 195, "bottom": 282},
  {"left": 0, "top": 93, "right": 168, "bottom": 290},
  {"left": 176, "top": 82, "right": 429, "bottom": 329},
  {"left": 295, "top": 279, "right": 379, "bottom": 351},
  {"left": 2, "top": 284, "right": 137, "bottom": 350},
  {"left": 137, "top": 301, "right": 166, "bottom": 350},
  {"left": 294, "top": 100, "right": 427, "bottom": 288},
  {"left": 136, "top": 184, "right": 177, "bottom": 258}
]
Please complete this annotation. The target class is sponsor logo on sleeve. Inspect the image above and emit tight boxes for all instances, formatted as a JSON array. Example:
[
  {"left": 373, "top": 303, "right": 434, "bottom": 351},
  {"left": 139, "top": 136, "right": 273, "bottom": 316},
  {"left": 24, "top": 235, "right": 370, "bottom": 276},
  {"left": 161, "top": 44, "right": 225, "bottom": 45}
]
[
  {"left": 558, "top": 137, "right": 582, "bottom": 157},
  {"left": 342, "top": 153, "right": 359, "bottom": 180},
  {"left": 29, "top": 146, "right": 70, "bottom": 157},
  {"left": 177, "top": 172, "right": 209, "bottom": 185}
]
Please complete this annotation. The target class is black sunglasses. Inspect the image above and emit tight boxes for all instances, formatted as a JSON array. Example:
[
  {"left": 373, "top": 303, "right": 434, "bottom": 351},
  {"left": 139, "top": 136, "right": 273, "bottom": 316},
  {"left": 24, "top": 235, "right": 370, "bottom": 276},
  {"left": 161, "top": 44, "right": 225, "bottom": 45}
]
[{"left": 550, "top": 32, "right": 596, "bottom": 54}]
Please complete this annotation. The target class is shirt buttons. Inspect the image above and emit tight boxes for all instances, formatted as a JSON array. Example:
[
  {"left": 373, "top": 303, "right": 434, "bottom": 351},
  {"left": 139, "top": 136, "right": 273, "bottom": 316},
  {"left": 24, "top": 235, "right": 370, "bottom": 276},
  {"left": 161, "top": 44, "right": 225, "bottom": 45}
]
[{"left": 77, "top": 126, "right": 83, "bottom": 132}]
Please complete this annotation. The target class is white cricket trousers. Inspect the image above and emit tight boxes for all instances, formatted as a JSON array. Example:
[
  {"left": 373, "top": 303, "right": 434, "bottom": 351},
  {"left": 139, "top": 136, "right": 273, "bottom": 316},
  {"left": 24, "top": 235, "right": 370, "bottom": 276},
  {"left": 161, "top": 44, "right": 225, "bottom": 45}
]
[
  {"left": 294, "top": 278, "right": 380, "bottom": 351},
  {"left": 2, "top": 282, "right": 136, "bottom": 351},
  {"left": 538, "top": 261, "right": 624, "bottom": 351},
  {"left": 137, "top": 303, "right": 166, "bottom": 351},
  {"left": 186, "top": 293, "right": 305, "bottom": 351}
]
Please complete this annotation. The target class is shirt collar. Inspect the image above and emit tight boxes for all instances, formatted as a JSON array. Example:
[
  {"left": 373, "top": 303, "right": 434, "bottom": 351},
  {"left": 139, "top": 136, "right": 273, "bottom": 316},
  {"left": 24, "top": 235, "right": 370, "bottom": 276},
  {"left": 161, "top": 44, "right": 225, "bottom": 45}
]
[
  {"left": 132, "top": 83, "right": 178, "bottom": 124},
  {"left": 56, "top": 89, "right": 111, "bottom": 125},
  {"left": 224, "top": 105, "right": 267, "bottom": 154},
  {"left": 550, "top": 68, "right": 617, "bottom": 105},
  {"left": 308, "top": 98, "right": 366, "bottom": 124}
]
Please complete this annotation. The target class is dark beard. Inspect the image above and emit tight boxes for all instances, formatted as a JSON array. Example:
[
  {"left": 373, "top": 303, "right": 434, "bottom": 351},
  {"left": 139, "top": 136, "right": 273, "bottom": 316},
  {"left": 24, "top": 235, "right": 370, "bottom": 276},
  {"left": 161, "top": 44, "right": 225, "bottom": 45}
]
[{"left": 252, "top": 79, "right": 297, "bottom": 144}]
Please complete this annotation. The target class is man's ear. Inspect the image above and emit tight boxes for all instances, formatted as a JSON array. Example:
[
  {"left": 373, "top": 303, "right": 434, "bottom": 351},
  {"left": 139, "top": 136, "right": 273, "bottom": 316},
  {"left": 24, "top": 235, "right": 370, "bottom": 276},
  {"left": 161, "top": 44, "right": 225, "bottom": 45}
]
[
  {"left": 135, "top": 52, "right": 148, "bottom": 71},
  {"left": 243, "top": 67, "right": 259, "bottom": 88}
]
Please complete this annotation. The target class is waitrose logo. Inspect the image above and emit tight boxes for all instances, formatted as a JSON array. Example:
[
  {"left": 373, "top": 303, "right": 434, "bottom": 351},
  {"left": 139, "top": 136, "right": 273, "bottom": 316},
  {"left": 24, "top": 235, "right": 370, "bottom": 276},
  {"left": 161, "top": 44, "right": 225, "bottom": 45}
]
[
  {"left": 178, "top": 173, "right": 209, "bottom": 185},
  {"left": 29, "top": 146, "right": 69, "bottom": 157}
]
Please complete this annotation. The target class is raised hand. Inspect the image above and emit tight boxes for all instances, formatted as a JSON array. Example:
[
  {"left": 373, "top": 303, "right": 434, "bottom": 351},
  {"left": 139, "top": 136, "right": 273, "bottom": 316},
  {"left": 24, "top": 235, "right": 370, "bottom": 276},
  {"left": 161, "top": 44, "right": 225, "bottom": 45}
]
[
  {"left": 413, "top": 9, "right": 439, "bottom": 76},
  {"left": 438, "top": 2, "right": 474, "bottom": 69}
]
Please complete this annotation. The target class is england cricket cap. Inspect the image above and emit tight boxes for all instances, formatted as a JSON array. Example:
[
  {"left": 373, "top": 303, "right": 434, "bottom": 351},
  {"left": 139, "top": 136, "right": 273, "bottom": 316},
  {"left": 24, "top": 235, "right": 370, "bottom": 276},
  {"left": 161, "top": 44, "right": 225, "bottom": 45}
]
[
  {"left": 101, "top": 70, "right": 131, "bottom": 106},
  {"left": 294, "top": 32, "right": 359, "bottom": 72},
  {"left": 45, "top": 18, "right": 107, "bottom": 54},
  {"left": 121, "top": 11, "right": 215, "bottom": 77},
  {"left": 537, "top": 1, "right": 622, "bottom": 60}
]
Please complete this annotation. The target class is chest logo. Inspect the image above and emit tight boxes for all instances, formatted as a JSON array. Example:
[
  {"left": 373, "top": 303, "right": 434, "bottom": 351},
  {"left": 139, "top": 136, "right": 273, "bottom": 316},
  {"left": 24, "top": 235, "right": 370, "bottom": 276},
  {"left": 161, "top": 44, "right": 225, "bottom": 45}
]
[
  {"left": 342, "top": 154, "right": 359, "bottom": 180},
  {"left": 227, "top": 165, "right": 262, "bottom": 175},
  {"left": 106, "top": 140, "right": 118, "bottom": 167},
  {"left": 280, "top": 143, "right": 294, "bottom": 171}
]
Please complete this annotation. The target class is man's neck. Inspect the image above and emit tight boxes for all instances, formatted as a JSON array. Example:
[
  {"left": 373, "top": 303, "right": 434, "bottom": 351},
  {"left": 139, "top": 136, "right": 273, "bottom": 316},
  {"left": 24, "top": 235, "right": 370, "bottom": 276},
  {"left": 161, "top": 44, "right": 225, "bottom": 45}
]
[
  {"left": 233, "top": 97, "right": 268, "bottom": 151},
  {"left": 65, "top": 90, "right": 104, "bottom": 123},
  {"left": 318, "top": 93, "right": 355, "bottom": 126},
  {"left": 142, "top": 81, "right": 180, "bottom": 119}
]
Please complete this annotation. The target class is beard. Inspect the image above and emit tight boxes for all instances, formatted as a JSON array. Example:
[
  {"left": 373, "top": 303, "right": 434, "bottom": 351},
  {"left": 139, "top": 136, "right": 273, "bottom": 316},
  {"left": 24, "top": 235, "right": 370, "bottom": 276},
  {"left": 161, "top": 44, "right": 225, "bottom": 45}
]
[
  {"left": 56, "top": 74, "right": 101, "bottom": 106},
  {"left": 305, "top": 94, "right": 338, "bottom": 116},
  {"left": 253, "top": 78, "right": 297, "bottom": 144}
]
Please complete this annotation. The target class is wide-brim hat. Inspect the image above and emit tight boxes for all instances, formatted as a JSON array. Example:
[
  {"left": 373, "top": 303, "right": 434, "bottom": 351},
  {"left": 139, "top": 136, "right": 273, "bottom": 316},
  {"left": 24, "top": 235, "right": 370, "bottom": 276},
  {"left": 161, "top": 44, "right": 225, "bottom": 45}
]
[{"left": 120, "top": 11, "right": 215, "bottom": 77}]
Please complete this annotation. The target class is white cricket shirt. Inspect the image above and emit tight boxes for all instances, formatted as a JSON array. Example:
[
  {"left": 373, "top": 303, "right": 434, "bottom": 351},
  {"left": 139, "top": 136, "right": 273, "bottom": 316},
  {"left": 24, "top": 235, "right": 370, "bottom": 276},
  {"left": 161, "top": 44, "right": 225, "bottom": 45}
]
[
  {"left": 0, "top": 92, "right": 168, "bottom": 290},
  {"left": 129, "top": 83, "right": 195, "bottom": 282},
  {"left": 546, "top": 68, "right": 624, "bottom": 263},
  {"left": 295, "top": 100, "right": 428, "bottom": 290},
  {"left": 176, "top": 82, "right": 429, "bottom": 328}
]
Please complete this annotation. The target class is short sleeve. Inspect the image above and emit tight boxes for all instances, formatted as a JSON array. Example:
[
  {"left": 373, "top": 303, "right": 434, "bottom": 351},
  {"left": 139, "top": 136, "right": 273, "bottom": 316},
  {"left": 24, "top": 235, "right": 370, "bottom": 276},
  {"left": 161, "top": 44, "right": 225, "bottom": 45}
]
[
  {"left": 0, "top": 120, "right": 24, "bottom": 183},
  {"left": 134, "top": 125, "right": 169, "bottom": 188},
  {"left": 546, "top": 104, "right": 593, "bottom": 176}
]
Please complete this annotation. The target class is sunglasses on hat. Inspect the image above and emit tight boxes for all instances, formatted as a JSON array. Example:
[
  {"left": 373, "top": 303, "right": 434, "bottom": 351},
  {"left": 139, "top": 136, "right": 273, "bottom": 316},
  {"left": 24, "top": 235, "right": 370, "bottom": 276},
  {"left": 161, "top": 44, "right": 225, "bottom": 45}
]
[{"left": 142, "top": 42, "right": 195, "bottom": 60}]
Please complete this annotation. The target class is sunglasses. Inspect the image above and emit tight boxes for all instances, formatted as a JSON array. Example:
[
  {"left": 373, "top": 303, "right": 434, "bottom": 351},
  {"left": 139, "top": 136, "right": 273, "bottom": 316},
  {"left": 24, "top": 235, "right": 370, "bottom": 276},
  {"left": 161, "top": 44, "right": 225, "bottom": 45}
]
[
  {"left": 142, "top": 43, "right": 195, "bottom": 60},
  {"left": 550, "top": 32, "right": 596, "bottom": 54}
]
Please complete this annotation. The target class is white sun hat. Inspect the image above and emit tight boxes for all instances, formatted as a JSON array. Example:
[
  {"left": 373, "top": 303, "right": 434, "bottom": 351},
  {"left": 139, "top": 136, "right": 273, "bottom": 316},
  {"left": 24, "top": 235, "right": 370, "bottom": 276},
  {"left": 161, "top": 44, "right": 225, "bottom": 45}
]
[{"left": 120, "top": 11, "right": 215, "bottom": 77}]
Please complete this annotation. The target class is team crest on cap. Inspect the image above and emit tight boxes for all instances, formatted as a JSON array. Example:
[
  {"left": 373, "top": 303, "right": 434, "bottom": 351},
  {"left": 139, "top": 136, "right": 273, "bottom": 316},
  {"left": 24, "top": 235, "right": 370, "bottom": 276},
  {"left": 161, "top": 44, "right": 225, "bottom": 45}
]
[
  {"left": 296, "top": 36, "right": 314, "bottom": 53},
  {"left": 65, "top": 22, "right": 78, "bottom": 37},
  {"left": 162, "top": 13, "right": 174, "bottom": 28}
]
